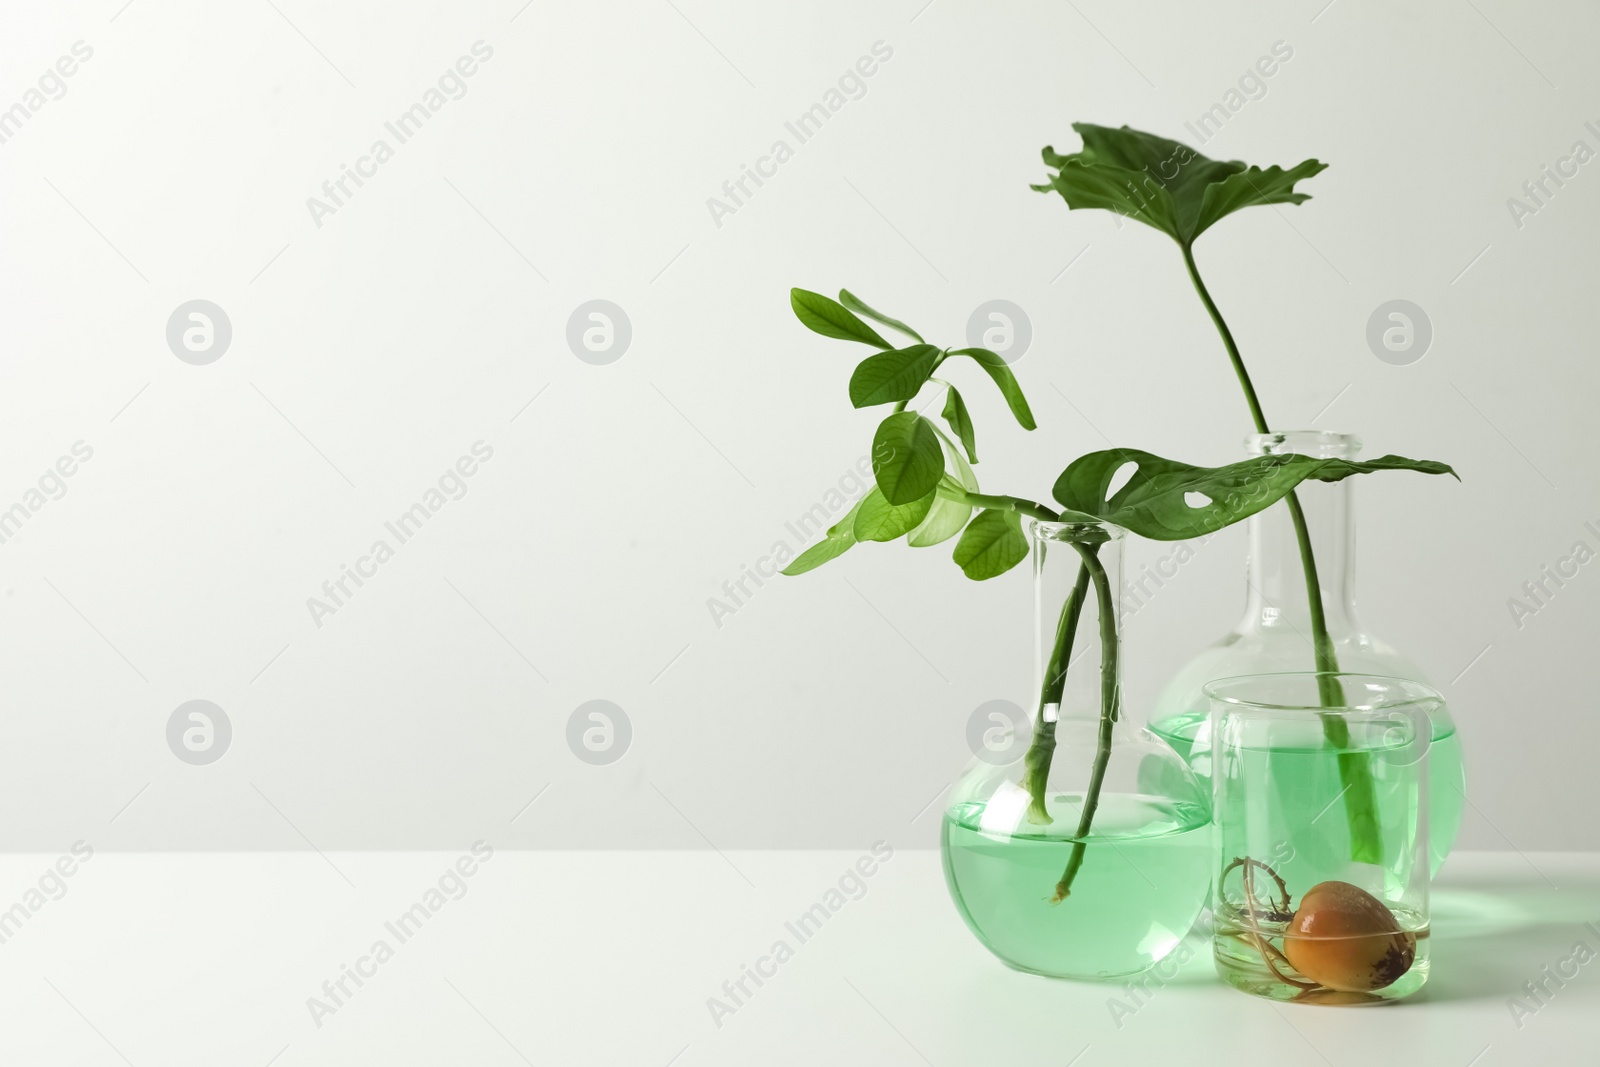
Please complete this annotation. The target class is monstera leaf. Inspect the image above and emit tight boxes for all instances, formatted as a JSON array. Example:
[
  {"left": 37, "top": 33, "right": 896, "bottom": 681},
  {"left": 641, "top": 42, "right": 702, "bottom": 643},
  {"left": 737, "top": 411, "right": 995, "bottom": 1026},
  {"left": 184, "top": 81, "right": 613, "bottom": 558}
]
[
  {"left": 1032, "top": 123, "right": 1326, "bottom": 246},
  {"left": 1053, "top": 449, "right": 1457, "bottom": 541}
]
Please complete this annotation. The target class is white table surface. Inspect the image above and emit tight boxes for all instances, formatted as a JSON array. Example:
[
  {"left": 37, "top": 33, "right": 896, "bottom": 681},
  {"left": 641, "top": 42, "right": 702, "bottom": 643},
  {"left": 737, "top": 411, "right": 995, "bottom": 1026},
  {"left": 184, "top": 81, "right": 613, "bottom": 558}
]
[{"left": 3, "top": 849, "right": 1593, "bottom": 1066}]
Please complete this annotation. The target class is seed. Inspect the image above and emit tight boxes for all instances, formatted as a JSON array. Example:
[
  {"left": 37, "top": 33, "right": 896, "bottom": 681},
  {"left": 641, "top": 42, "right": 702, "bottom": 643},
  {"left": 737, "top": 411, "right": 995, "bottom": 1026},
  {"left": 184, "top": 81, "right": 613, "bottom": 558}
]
[{"left": 1283, "top": 880, "right": 1416, "bottom": 993}]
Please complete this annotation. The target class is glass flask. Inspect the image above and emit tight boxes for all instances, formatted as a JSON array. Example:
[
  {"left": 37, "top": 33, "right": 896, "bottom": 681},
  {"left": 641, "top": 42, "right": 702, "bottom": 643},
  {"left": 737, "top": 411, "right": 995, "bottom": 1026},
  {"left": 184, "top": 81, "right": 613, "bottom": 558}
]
[
  {"left": 1208, "top": 672, "right": 1435, "bottom": 1003},
  {"left": 1148, "top": 431, "right": 1463, "bottom": 876},
  {"left": 941, "top": 519, "right": 1211, "bottom": 979}
]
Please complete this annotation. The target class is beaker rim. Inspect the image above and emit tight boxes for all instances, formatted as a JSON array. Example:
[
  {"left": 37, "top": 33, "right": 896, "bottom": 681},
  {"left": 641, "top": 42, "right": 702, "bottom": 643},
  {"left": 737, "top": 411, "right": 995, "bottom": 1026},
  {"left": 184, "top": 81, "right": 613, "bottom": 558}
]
[
  {"left": 1244, "top": 430, "right": 1361, "bottom": 459},
  {"left": 1203, "top": 671, "right": 1443, "bottom": 715},
  {"left": 1030, "top": 517, "right": 1126, "bottom": 543}
]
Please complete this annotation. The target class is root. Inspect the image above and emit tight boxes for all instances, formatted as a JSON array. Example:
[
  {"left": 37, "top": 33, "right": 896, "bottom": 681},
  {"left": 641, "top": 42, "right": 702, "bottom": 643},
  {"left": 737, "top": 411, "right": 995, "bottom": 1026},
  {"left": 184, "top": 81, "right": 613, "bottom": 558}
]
[{"left": 1218, "top": 855, "right": 1319, "bottom": 992}]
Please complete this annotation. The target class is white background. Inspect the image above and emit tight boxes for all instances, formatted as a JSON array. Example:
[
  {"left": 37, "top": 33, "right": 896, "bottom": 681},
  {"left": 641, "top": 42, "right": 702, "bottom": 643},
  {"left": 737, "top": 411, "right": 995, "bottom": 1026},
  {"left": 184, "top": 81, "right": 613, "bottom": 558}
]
[{"left": 1, "top": 0, "right": 1596, "bottom": 860}]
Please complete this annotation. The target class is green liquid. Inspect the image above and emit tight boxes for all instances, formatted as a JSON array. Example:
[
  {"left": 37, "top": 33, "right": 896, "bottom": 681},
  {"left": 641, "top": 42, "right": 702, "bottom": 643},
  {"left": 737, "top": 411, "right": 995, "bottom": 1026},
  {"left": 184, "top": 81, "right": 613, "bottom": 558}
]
[
  {"left": 1150, "top": 710, "right": 1463, "bottom": 877},
  {"left": 941, "top": 793, "right": 1211, "bottom": 979},
  {"left": 1207, "top": 725, "right": 1433, "bottom": 1000}
]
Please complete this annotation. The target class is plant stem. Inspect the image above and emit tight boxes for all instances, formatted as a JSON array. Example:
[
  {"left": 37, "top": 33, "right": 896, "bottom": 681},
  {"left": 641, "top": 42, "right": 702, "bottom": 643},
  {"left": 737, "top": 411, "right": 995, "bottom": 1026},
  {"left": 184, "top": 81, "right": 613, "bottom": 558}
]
[
  {"left": 1181, "top": 241, "right": 1383, "bottom": 865},
  {"left": 1287, "top": 496, "right": 1380, "bottom": 861},
  {"left": 1051, "top": 542, "right": 1118, "bottom": 903},
  {"left": 1023, "top": 563, "right": 1091, "bottom": 824},
  {"left": 1180, "top": 243, "right": 1268, "bottom": 434},
  {"left": 957, "top": 491, "right": 1059, "bottom": 523}
]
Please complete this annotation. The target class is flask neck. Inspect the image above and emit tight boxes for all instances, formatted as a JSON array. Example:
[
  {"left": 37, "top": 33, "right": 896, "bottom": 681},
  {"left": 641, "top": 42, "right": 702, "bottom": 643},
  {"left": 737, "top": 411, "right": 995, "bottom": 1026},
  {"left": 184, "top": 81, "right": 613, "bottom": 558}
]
[{"left": 1241, "top": 432, "right": 1361, "bottom": 635}]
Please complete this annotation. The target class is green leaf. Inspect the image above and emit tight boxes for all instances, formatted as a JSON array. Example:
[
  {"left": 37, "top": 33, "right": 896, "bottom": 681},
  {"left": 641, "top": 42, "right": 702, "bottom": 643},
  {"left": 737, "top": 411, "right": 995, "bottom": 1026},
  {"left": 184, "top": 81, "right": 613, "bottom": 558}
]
[
  {"left": 1053, "top": 449, "right": 1457, "bottom": 542},
  {"left": 940, "top": 386, "right": 977, "bottom": 462},
  {"left": 854, "top": 487, "right": 936, "bottom": 542},
  {"left": 871, "top": 412, "right": 944, "bottom": 505},
  {"left": 848, "top": 345, "right": 942, "bottom": 408},
  {"left": 790, "top": 288, "right": 890, "bottom": 348},
  {"left": 947, "top": 348, "right": 1036, "bottom": 430},
  {"left": 908, "top": 436, "right": 977, "bottom": 547},
  {"left": 908, "top": 491, "right": 972, "bottom": 548},
  {"left": 944, "top": 429, "right": 978, "bottom": 492},
  {"left": 839, "top": 290, "right": 924, "bottom": 343},
  {"left": 952, "top": 508, "right": 1029, "bottom": 580},
  {"left": 780, "top": 534, "right": 853, "bottom": 576},
  {"left": 1194, "top": 160, "right": 1329, "bottom": 239},
  {"left": 1033, "top": 123, "right": 1325, "bottom": 245},
  {"left": 1034, "top": 157, "right": 1182, "bottom": 239},
  {"left": 781, "top": 497, "right": 865, "bottom": 576}
]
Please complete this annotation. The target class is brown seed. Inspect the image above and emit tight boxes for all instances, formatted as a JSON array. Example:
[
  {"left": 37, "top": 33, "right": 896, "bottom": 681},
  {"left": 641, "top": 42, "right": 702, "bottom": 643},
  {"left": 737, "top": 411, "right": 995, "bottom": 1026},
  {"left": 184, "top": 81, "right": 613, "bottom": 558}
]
[{"left": 1283, "top": 880, "right": 1416, "bottom": 993}]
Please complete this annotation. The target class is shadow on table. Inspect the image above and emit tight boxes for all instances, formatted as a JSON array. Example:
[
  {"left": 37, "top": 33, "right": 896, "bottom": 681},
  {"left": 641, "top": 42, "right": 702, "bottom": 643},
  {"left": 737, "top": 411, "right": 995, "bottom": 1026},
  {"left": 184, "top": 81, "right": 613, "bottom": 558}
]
[{"left": 1414, "top": 858, "right": 1600, "bottom": 1004}]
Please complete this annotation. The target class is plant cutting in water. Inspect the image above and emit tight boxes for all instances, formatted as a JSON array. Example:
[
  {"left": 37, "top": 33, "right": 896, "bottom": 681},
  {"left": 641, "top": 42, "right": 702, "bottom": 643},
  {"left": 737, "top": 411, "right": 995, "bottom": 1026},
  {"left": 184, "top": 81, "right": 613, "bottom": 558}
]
[
  {"left": 781, "top": 287, "right": 1453, "bottom": 904},
  {"left": 1219, "top": 856, "right": 1417, "bottom": 1000},
  {"left": 1033, "top": 122, "right": 1447, "bottom": 866}
]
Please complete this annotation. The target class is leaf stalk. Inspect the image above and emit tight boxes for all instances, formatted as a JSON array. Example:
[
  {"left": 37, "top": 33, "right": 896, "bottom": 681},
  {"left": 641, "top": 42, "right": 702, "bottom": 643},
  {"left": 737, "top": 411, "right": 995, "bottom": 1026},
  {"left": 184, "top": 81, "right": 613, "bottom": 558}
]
[
  {"left": 955, "top": 491, "right": 1058, "bottom": 523},
  {"left": 1181, "top": 241, "right": 1383, "bottom": 865}
]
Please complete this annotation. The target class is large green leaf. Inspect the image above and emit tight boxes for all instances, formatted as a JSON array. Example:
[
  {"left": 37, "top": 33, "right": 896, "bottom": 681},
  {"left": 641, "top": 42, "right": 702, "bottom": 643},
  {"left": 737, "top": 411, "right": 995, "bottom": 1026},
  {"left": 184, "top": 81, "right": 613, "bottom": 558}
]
[
  {"left": 1053, "top": 449, "right": 1457, "bottom": 541},
  {"left": 940, "top": 385, "right": 977, "bottom": 462},
  {"left": 781, "top": 497, "right": 865, "bottom": 576},
  {"left": 839, "top": 290, "right": 924, "bottom": 343},
  {"left": 952, "top": 508, "right": 1029, "bottom": 580},
  {"left": 848, "top": 345, "right": 942, "bottom": 408},
  {"left": 1194, "top": 160, "right": 1328, "bottom": 238},
  {"left": 790, "top": 288, "right": 890, "bottom": 348},
  {"left": 854, "top": 487, "right": 936, "bottom": 542},
  {"left": 947, "top": 348, "right": 1036, "bottom": 430},
  {"left": 871, "top": 412, "right": 945, "bottom": 505},
  {"left": 1033, "top": 123, "right": 1325, "bottom": 245},
  {"left": 1034, "top": 155, "right": 1180, "bottom": 239}
]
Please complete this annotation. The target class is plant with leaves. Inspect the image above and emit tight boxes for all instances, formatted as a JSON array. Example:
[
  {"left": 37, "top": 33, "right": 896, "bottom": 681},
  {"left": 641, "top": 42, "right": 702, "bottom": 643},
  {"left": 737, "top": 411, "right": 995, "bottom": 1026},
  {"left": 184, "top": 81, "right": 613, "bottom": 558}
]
[
  {"left": 783, "top": 287, "right": 1454, "bottom": 900},
  {"left": 1034, "top": 122, "right": 1401, "bottom": 865}
]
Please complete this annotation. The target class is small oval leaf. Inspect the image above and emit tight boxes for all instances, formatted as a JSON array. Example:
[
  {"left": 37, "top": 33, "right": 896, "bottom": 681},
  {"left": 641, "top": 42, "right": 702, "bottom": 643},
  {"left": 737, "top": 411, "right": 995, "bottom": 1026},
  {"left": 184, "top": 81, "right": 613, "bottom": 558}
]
[
  {"left": 854, "top": 487, "right": 936, "bottom": 542},
  {"left": 781, "top": 535, "right": 853, "bottom": 576},
  {"left": 940, "top": 385, "right": 978, "bottom": 462},
  {"left": 781, "top": 496, "right": 865, "bottom": 576},
  {"left": 871, "top": 412, "right": 945, "bottom": 505},
  {"left": 952, "top": 508, "right": 1029, "bottom": 580},
  {"left": 790, "top": 288, "right": 890, "bottom": 348},
  {"left": 838, "top": 290, "right": 925, "bottom": 343},
  {"left": 908, "top": 433, "right": 977, "bottom": 548},
  {"left": 948, "top": 348, "right": 1036, "bottom": 430},
  {"left": 907, "top": 494, "right": 972, "bottom": 547},
  {"left": 848, "top": 345, "right": 941, "bottom": 408}
]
